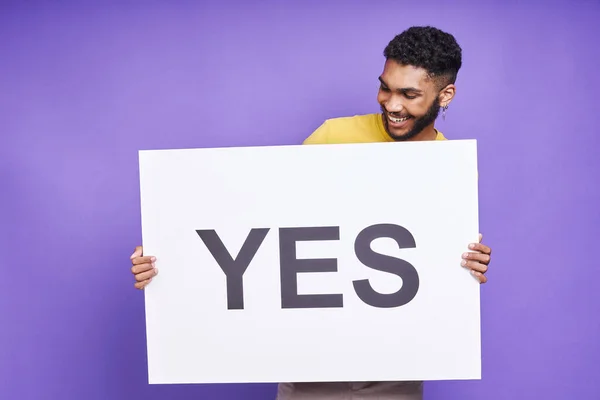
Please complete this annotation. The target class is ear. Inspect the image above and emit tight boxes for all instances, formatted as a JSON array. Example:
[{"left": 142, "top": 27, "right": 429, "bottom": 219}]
[{"left": 438, "top": 84, "right": 456, "bottom": 108}]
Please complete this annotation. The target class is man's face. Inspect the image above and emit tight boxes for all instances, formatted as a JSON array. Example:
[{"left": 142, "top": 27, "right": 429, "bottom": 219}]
[{"left": 377, "top": 59, "right": 444, "bottom": 141}]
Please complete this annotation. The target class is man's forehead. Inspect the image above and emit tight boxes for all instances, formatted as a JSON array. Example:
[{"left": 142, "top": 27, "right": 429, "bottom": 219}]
[{"left": 380, "top": 60, "right": 431, "bottom": 89}]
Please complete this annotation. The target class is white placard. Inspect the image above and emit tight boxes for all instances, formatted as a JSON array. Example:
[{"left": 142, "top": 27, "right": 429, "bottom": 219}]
[{"left": 139, "top": 139, "right": 481, "bottom": 385}]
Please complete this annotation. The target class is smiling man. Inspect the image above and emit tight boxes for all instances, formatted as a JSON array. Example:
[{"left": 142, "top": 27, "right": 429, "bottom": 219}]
[
  {"left": 130, "top": 25, "right": 492, "bottom": 400},
  {"left": 303, "top": 26, "right": 460, "bottom": 147},
  {"left": 278, "top": 26, "right": 492, "bottom": 400}
]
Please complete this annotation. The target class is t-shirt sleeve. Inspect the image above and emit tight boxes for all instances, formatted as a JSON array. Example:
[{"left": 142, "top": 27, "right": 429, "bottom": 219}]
[{"left": 302, "top": 120, "right": 330, "bottom": 145}]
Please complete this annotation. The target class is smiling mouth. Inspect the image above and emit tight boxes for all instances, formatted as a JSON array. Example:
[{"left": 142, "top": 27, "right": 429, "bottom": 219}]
[{"left": 387, "top": 113, "right": 410, "bottom": 124}]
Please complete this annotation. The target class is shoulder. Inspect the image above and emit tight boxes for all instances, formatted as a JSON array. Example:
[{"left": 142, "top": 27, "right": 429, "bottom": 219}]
[
  {"left": 435, "top": 130, "right": 448, "bottom": 141},
  {"left": 302, "top": 114, "right": 379, "bottom": 144}
]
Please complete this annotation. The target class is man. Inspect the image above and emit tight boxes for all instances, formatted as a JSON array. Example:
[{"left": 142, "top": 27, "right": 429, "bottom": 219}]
[{"left": 130, "top": 26, "right": 492, "bottom": 400}]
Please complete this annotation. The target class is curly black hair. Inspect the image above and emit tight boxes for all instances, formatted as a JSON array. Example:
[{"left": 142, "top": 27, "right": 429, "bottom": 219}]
[{"left": 383, "top": 26, "right": 462, "bottom": 87}]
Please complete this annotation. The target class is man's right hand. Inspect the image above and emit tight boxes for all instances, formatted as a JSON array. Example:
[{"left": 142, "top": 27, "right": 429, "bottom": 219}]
[{"left": 130, "top": 246, "right": 158, "bottom": 289}]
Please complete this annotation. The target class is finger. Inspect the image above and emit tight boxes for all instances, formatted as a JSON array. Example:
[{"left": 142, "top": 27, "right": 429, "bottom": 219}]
[
  {"left": 468, "top": 242, "right": 491, "bottom": 255},
  {"left": 471, "top": 270, "right": 487, "bottom": 284},
  {"left": 130, "top": 246, "right": 143, "bottom": 260},
  {"left": 462, "top": 252, "right": 491, "bottom": 264},
  {"left": 134, "top": 278, "right": 153, "bottom": 290},
  {"left": 132, "top": 256, "right": 156, "bottom": 266},
  {"left": 461, "top": 259, "right": 488, "bottom": 274},
  {"left": 131, "top": 262, "right": 155, "bottom": 275},
  {"left": 478, "top": 233, "right": 483, "bottom": 243},
  {"left": 134, "top": 268, "right": 158, "bottom": 282}
]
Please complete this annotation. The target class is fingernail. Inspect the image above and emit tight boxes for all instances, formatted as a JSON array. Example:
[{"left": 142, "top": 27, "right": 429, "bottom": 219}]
[
  {"left": 154, "top": 268, "right": 159, "bottom": 275},
  {"left": 462, "top": 252, "right": 469, "bottom": 258},
  {"left": 461, "top": 260, "right": 467, "bottom": 266},
  {"left": 130, "top": 253, "right": 136, "bottom": 259},
  {"left": 151, "top": 256, "right": 156, "bottom": 262},
  {"left": 471, "top": 270, "right": 480, "bottom": 276},
  {"left": 469, "top": 244, "right": 475, "bottom": 249}
]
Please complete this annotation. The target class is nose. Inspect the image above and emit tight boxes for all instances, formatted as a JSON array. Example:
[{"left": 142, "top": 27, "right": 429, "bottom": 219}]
[{"left": 384, "top": 96, "right": 405, "bottom": 113}]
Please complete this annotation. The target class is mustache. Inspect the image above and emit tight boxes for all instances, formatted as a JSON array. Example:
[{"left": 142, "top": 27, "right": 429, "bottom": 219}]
[{"left": 380, "top": 106, "right": 411, "bottom": 119}]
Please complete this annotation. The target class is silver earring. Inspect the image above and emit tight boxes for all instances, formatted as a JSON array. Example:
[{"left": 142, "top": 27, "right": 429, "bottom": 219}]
[{"left": 442, "top": 104, "right": 449, "bottom": 120}]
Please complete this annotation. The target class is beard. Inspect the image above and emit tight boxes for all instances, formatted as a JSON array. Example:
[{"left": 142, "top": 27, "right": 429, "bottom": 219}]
[{"left": 381, "top": 98, "right": 441, "bottom": 141}]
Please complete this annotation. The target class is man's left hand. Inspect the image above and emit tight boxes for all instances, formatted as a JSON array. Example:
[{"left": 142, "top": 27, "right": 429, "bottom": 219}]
[{"left": 461, "top": 233, "right": 492, "bottom": 284}]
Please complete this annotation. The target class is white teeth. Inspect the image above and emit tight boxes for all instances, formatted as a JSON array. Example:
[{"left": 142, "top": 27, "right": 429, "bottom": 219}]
[{"left": 388, "top": 115, "right": 409, "bottom": 123}]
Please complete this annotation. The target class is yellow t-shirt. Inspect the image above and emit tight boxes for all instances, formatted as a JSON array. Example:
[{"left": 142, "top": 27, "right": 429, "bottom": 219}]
[{"left": 302, "top": 113, "right": 446, "bottom": 144}]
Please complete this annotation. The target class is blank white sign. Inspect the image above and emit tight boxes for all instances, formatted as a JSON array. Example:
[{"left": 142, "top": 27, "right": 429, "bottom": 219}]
[{"left": 138, "top": 139, "right": 481, "bottom": 385}]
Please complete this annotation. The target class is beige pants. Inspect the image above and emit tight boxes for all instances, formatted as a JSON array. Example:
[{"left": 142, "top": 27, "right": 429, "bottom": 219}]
[{"left": 276, "top": 381, "right": 423, "bottom": 400}]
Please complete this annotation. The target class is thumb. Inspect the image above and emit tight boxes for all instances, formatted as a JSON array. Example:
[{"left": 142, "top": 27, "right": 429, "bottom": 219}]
[
  {"left": 478, "top": 233, "right": 483, "bottom": 243},
  {"left": 130, "top": 246, "right": 143, "bottom": 260}
]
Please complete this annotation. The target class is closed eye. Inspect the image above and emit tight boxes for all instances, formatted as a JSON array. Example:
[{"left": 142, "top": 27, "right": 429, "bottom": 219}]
[{"left": 378, "top": 78, "right": 421, "bottom": 99}]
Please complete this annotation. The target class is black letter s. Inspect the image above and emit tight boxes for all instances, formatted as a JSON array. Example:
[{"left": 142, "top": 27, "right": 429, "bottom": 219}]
[{"left": 353, "top": 224, "right": 419, "bottom": 308}]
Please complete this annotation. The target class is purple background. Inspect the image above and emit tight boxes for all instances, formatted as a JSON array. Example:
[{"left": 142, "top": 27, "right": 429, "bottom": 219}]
[{"left": 2, "top": 1, "right": 599, "bottom": 399}]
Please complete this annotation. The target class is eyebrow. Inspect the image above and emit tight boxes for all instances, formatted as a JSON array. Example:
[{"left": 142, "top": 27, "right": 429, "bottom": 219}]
[{"left": 378, "top": 77, "right": 423, "bottom": 94}]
